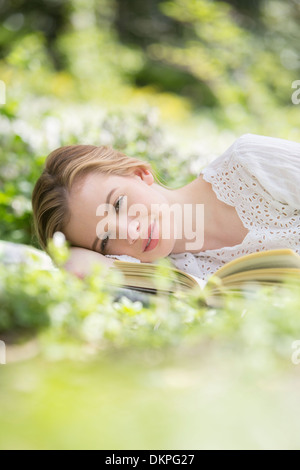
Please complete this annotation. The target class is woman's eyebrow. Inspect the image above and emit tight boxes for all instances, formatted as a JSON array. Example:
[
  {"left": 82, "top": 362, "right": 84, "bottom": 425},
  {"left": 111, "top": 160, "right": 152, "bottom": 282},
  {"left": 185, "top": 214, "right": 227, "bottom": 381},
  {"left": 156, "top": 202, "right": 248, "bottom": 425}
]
[
  {"left": 105, "top": 188, "right": 118, "bottom": 207},
  {"left": 91, "top": 187, "right": 118, "bottom": 251}
]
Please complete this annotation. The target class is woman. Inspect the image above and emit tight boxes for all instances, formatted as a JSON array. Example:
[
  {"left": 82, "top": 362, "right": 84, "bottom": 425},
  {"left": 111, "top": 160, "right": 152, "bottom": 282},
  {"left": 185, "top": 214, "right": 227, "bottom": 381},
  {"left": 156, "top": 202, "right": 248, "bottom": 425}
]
[{"left": 32, "top": 134, "right": 300, "bottom": 280}]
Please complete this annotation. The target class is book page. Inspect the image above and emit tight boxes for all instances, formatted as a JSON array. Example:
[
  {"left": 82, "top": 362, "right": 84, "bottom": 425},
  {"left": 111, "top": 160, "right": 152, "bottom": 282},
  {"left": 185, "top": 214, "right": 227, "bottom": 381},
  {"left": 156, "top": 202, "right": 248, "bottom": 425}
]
[{"left": 214, "top": 249, "right": 300, "bottom": 279}]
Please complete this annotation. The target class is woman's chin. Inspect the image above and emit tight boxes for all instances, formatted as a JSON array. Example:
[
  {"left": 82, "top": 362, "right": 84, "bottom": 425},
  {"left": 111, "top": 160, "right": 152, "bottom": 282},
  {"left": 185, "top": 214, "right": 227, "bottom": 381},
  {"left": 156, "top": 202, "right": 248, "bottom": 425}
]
[{"left": 143, "top": 245, "right": 173, "bottom": 263}]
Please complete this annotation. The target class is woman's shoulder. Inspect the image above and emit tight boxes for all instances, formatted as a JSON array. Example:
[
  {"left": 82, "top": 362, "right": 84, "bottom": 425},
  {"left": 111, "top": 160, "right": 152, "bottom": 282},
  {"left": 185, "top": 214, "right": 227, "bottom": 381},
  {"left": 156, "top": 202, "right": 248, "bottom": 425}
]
[
  {"left": 205, "top": 132, "right": 300, "bottom": 174},
  {"left": 232, "top": 133, "right": 300, "bottom": 208},
  {"left": 233, "top": 133, "right": 300, "bottom": 174},
  {"left": 200, "top": 133, "right": 285, "bottom": 173},
  {"left": 234, "top": 133, "right": 300, "bottom": 157},
  {"left": 202, "top": 133, "right": 300, "bottom": 208}
]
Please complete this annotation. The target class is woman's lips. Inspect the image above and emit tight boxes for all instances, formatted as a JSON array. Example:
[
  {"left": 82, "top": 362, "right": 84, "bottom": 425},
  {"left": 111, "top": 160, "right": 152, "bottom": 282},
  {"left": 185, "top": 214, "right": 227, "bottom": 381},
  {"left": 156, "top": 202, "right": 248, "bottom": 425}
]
[{"left": 143, "top": 220, "right": 159, "bottom": 252}]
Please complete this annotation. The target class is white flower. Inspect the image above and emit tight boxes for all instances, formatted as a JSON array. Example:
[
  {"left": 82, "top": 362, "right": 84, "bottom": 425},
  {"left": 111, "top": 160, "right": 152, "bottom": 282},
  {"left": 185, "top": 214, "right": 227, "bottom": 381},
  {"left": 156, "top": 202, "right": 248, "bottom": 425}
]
[{"left": 53, "top": 232, "right": 66, "bottom": 248}]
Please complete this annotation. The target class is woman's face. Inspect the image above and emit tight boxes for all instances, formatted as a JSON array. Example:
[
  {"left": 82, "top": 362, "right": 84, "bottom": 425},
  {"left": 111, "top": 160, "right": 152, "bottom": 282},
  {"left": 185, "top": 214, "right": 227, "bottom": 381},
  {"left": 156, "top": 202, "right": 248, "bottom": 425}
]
[{"left": 64, "top": 170, "right": 177, "bottom": 262}]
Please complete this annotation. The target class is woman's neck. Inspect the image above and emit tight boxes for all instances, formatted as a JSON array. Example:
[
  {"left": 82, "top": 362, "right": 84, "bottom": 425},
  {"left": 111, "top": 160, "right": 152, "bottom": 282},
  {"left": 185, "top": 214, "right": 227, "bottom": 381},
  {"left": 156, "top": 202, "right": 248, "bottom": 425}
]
[
  {"left": 153, "top": 175, "right": 249, "bottom": 254},
  {"left": 153, "top": 176, "right": 217, "bottom": 253}
]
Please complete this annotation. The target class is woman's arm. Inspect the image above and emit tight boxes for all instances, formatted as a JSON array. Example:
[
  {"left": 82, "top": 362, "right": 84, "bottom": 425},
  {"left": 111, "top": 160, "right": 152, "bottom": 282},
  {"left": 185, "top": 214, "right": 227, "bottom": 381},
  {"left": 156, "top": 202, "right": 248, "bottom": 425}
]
[{"left": 63, "top": 247, "right": 116, "bottom": 279}]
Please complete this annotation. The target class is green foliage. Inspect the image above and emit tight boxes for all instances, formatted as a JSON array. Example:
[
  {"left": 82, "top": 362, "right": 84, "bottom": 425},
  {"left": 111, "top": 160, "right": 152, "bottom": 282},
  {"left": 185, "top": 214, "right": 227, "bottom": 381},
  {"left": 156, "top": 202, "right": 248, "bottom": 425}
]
[
  {"left": 1, "top": 247, "right": 300, "bottom": 448},
  {"left": 1, "top": 240, "right": 300, "bottom": 363},
  {"left": 0, "top": 0, "right": 300, "bottom": 448},
  {"left": 156, "top": 0, "right": 300, "bottom": 128},
  {"left": 0, "top": 131, "right": 42, "bottom": 244}
]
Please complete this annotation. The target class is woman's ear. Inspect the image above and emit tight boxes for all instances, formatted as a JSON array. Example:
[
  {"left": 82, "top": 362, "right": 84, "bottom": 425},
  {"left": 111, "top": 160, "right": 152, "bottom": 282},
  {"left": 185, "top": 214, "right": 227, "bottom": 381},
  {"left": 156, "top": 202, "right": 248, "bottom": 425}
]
[{"left": 133, "top": 168, "right": 154, "bottom": 185}]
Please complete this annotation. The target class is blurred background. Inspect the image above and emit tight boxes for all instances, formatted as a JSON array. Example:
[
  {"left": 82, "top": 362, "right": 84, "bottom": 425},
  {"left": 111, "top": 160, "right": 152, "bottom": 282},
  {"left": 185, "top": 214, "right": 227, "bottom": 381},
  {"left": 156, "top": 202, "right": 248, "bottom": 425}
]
[{"left": 1, "top": 0, "right": 300, "bottom": 450}]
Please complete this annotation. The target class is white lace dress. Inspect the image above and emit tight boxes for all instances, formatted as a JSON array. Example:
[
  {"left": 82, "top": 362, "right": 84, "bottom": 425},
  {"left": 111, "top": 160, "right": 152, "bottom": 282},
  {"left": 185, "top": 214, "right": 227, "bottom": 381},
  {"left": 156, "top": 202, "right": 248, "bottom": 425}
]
[
  {"left": 168, "top": 134, "right": 300, "bottom": 280},
  {"left": 107, "top": 134, "right": 300, "bottom": 281}
]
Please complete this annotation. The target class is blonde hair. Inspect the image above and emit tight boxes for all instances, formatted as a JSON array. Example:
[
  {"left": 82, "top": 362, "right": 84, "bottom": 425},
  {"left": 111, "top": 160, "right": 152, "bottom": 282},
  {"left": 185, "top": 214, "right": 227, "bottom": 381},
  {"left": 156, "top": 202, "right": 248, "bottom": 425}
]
[{"left": 32, "top": 145, "right": 168, "bottom": 251}]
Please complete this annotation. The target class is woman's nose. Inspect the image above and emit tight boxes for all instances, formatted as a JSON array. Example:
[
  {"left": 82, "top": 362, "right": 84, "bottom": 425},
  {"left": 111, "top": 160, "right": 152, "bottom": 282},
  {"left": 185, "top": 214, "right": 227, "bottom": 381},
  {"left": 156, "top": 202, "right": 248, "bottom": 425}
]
[
  {"left": 117, "top": 217, "right": 140, "bottom": 245},
  {"left": 128, "top": 219, "right": 140, "bottom": 245}
]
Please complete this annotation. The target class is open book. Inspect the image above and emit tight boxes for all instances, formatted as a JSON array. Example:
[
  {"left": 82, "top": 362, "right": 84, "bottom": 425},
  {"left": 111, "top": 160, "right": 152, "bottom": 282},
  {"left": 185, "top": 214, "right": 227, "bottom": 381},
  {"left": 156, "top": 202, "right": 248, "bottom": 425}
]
[{"left": 111, "top": 249, "right": 300, "bottom": 295}]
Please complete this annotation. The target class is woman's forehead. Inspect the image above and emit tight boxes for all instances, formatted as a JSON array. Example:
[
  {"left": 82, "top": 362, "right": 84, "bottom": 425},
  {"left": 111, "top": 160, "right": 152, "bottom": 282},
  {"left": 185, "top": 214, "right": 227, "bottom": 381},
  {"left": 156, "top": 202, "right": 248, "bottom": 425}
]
[
  {"left": 71, "top": 173, "right": 112, "bottom": 197},
  {"left": 74, "top": 171, "right": 135, "bottom": 191},
  {"left": 70, "top": 172, "right": 137, "bottom": 208}
]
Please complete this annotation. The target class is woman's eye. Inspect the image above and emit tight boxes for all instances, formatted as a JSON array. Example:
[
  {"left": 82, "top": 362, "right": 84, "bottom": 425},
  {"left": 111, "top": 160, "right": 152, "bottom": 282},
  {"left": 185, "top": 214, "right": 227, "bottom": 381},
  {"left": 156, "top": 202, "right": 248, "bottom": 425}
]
[
  {"left": 101, "top": 235, "right": 109, "bottom": 253},
  {"left": 115, "top": 196, "right": 124, "bottom": 213},
  {"left": 101, "top": 196, "right": 125, "bottom": 253},
  {"left": 101, "top": 196, "right": 124, "bottom": 253}
]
